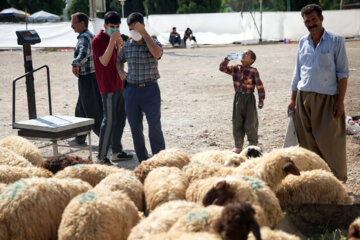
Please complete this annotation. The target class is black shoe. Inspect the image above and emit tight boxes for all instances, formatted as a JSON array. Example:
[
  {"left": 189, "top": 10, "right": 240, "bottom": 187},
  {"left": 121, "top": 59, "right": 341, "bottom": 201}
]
[{"left": 111, "top": 152, "right": 133, "bottom": 161}]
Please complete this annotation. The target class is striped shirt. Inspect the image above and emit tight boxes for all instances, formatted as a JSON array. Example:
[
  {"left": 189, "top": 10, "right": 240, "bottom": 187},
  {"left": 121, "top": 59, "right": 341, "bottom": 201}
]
[
  {"left": 117, "top": 38, "right": 162, "bottom": 84},
  {"left": 220, "top": 59, "right": 265, "bottom": 102},
  {"left": 72, "top": 29, "right": 95, "bottom": 75}
]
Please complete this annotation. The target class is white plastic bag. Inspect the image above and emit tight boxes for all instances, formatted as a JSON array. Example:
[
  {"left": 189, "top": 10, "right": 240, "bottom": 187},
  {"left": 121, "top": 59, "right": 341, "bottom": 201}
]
[
  {"left": 346, "top": 116, "right": 360, "bottom": 135},
  {"left": 283, "top": 111, "right": 299, "bottom": 148}
]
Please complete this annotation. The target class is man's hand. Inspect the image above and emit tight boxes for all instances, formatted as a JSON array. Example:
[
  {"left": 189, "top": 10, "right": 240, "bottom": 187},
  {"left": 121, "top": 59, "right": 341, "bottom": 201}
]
[
  {"left": 118, "top": 70, "right": 127, "bottom": 80},
  {"left": 134, "top": 22, "right": 146, "bottom": 36},
  {"left": 72, "top": 66, "right": 79, "bottom": 77},
  {"left": 287, "top": 100, "right": 296, "bottom": 114},
  {"left": 110, "top": 30, "right": 121, "bottom": 43},
  {"left": 333, "top": 100, "right": 344, "bottom": 118},
  {"left": 258, "top": 102, "right": 264, "bottom": 109}
]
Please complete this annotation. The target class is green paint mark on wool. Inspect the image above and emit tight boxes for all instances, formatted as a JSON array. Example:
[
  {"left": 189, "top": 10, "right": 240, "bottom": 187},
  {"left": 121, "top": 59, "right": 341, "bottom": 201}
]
[
  {"left": 118, "top": 172, "right": 136, "bottom": 181},
  {"left": 186, "top": 210, "right": 210, "bottom": 223},
  {"left": 182, "top": 161, "right": 205, "bottom": 172},
  {"left": 1, "top": 180, "right": 28, "bottom": 200},
  {"left": 79, "top": 191, "right": 97, "bottom": 203},
  {"left": 74, "top": 164, "right": 84, "bottom": 170},
  {"left": 242, "top": 176, "right": 263, "bottom": 191}
]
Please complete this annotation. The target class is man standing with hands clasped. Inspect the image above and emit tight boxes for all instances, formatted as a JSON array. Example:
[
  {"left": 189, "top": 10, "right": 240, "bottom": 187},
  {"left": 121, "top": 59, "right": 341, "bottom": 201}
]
[
  {"left": 288, "top": 4, "right": 349, "bottom": 182},
  {"left": 92, "top": 11, "right": 132, "bottom": 165},
  {"left": 69, "top": 12, "right": 103, "bottom": 147},
  {"left": 117, "top": 12, "right": 165, "bottom": 162}
]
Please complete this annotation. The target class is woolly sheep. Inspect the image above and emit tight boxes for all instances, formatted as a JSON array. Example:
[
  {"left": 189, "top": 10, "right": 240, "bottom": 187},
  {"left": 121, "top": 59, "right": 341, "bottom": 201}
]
[
  {"left": 95, "top": 171, "right": 144, "bottom": 211},
  {"left": 233, "top": 150, "right": 300, "bottom": 191},
  {"left": 247, "top": 227, "right": 300, "bottom": 240},
  {"left": 191, "top": 150, "right": 246, "bottom": 167},
  {"left": 182, "top": 161, "right": 234, "bottom": 183},
  {"left": 41, "top": 154, "right": 92, "bottom": 174},
  {"left": 272, "top": 146, "right": 331, "bottom": 172},
  {"left": 211, "top": 201, "right": 261, "bottom": 240},
  {"left": 128, "top": 200, "right": 200, "bottom": 240},
  {"left": 0, "top": 177, "right": 91, "bottom": 240},
  {"left": 58, "top": 188, "right": 139, "bottom": 240},
  {"left": 0, "top": 135, "right": 42, "bottom": 166},
  {"left": 145, "top": 231, "right": 221, "bottom": 240},
  {"left": 54, "top": 163, "right": 134, "bottom": 187},
  {"left": 134, "top": 149, "right": 190, "bottom": 183},
  {"left": 144, "top": 167, "right": 189, "bottom": 211},
  {"left": 0, "top": 166, "right": 53, "bottom": 184},
  {"left": 275, "top": 169, "right": 354, "bottom": 208},
  {"left": 202, "top": 176, "right": 283, "bottom": 227},
  {"left": 0, "top": 146, "right": 33, "bottom": 167},
  {"left": 169, "top": 205, "right": 224, "bottom": 233},
  {"left": 347, "top": 217, "right": 360, "bottom": 240}
]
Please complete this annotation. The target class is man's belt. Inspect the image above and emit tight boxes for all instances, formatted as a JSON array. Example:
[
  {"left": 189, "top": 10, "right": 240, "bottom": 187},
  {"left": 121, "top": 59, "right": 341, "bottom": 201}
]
[{"left": 125, "top": 81, "right": 157, "bottom": 88}]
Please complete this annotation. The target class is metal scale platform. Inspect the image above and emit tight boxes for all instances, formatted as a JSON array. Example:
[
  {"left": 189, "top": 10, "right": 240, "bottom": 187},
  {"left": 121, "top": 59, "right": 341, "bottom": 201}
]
[{"left": 12, "top": 30, "right": 94, "bottom": 160}]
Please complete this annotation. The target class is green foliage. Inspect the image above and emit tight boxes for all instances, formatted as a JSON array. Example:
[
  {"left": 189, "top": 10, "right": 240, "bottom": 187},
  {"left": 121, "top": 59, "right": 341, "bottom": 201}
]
[
  {"left": 307, "top": 229, "right": 348, "bottom": 240},
  {"left": 106, "top": 0, "right": 145, "bottom": 18},
  {"left": 4, "top": 0, "right": 65, "bottom": 15},
  {"left": 177, "top": 0, "right": 227, "bottom": 13},
  {"left": 67, "top": 0, "right": 89, "bottom": 17},
  {"left": 143, "top": 0, "right": 178, "bottom": 14}
]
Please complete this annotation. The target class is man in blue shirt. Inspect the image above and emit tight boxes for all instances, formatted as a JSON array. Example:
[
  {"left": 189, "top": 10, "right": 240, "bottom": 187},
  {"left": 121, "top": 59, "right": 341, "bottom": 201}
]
[
  {"left": 117, "top": 12, "right": 165, "bottom": 162},
  {"left": 288, "top": 4, "right": 349, "bottom": 181},
  {"left": 69, "top": 12, "right": 103, "bottom": 146}
]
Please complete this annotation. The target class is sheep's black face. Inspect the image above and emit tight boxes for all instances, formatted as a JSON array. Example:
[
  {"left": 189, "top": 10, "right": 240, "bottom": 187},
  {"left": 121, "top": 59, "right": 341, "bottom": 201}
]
[
  {"left": 202, "top": 181, "right": 233, "bottom": 206},
  {"left": 247, "top": 148, "right": 262, "bottom": 158}
]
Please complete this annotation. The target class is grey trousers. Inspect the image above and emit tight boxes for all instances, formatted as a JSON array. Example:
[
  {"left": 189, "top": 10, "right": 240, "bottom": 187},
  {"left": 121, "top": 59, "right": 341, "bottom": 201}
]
[
  {"left": 232, "top": 92, "right": 259, "bottom": 148},
  {"left": 295, "top": 91, "right": 347, "bottom": 181}
]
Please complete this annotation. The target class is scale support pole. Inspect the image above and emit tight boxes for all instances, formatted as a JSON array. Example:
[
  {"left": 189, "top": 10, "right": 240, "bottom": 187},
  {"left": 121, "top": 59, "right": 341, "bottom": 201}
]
[{"left": 22, "top": 43, "right": 37, "bottom": 119}]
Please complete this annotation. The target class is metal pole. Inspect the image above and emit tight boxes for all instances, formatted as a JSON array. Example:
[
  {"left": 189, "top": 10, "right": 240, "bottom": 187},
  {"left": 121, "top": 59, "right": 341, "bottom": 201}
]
[
  {"left": 89, "top": 0, "right": 96, "bottom": 18},
  {"left": 22, "top": 44, "right": 37, "bottom": 119},
  {"left": 259, "top": 0, "right": 263, "bottom": 43},
  {"left": 122, "top": 4, "right": 124, "bottom": 18}
]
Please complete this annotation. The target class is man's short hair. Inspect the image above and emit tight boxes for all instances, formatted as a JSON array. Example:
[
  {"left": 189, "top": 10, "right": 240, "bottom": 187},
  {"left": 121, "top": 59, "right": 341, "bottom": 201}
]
[
  {"left": 71, "top": 12, "right": 89, "bottom": 28},
  {"left": 301, "top": 4, "right": 322, "bottom": 18},
  {"left": 173, "top": 27, "right": 176, "bottom": 30},
  {"left": 104, "top": 11, "right": 121, "bottom": 25},
  {"left": 248, "top": 49, "right": 256, "bottom": 64},
  {"left": 127, "top": 12, "right": 144, "bottom": 26}
]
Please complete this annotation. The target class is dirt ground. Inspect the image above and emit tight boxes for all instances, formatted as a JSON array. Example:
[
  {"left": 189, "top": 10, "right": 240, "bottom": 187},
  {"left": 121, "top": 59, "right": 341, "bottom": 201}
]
[{"left": 0, "top": 41, "right": 359, "bottom": 195}]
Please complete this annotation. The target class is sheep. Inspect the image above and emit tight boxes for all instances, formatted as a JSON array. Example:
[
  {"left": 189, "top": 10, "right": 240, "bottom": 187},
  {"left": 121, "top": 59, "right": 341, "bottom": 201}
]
[
  {"left": 40, "top": 154, "right": 92, "bottom": 174},
  {"left": 239, "top": 145, "right": 263, "bottom": 159},
  {"left": 145, "top": 231, "right": 221, "bottom": 240},
  {"left": 191, "top": 150, "right": 246, "bottom": 167},
  {"left": 233, "top": 149, "right": 300, "bottom": 191},
  {"left": 182, "top": 161, "right": 234, "bottom": 183},
  {"left": 0, "top": 135, "right": 43, "bottom": 166},
  {"left": 347, "top": 217, "right": 360, "bottom": 240},
  {"left": 58, "top": 188, "right": 140, "bottom": 240},
  {"left": 169, "top": 205, "right": 224, "bottom": 233},
  {"left": 144, "top": 167, "right": 189, "bottom": 212},
  {"left": 275, "top": 169, "right": 354, "bottom": 208},
  {"left": 211, "top": 201, "right": 261, "bottom": 240},
  {"left": 247, "top": 227, "right": 300, "bottom": 240},
  {"left": 0, "top": 146, "right": 34, "bottom": 167},
  {"left": 134, "top": 149, "right": 190, "bottom": 183},
  {"left": 128, "top": 200, "right": 200, "bottom": 240},
  {"left": 272, "top": 146, "right": 331, "bottom": 172},
  {"left": 0, "top": 166, "right": 53, "bottom": 184},
  {"left": 54, "top": 163, "right": 135, "bottom": 187},
  {"left": 94, "top": 171, "right": 144, "bottom": 211},
  {"left": 202, "top": 176, "right": 283, "bottom": 227},
  {"left": 0, "top": 177, "right": 92, "bottom": 240}
]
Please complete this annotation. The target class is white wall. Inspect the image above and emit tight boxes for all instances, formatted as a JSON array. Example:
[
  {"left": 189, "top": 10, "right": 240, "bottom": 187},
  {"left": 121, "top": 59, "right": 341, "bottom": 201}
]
[{"left": 1, "top": 9, "right": 359, "bottom": 48}]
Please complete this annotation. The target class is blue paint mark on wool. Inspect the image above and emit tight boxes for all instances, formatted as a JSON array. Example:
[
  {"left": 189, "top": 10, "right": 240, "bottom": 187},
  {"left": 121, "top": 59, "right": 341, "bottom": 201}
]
[
  {"left": 118, "top": 172, "right": 136, "bottom": 181},
  {"left": 1, "top": 180, "right": 28, "bottom": 200},
  {"left": 186, "top": 210, "right": 210, "bottom": 223},
  {"left": 74, "top": 164, "right": 84, "bottom": 170},
  {"left": 79, "top": 191, "right": 97, "bottom": 203},
  {"left": 241, "top": 176, "right": 263, "bottom": 191},
  {"left": 182, "top": 161, "right": 205, "bottom": 172}
]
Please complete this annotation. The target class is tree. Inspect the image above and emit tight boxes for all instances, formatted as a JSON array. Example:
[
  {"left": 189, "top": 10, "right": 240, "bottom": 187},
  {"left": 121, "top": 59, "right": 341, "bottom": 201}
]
[
  {"left": 107, "top": 0, "right": 145, "bottom": 18},
  {"left": 177, "top": 0, "right": 227, "bottom": 13},
  {"left": 143, "top": 0, "right": 178, "bottom": 15},
  {"left": 67, "top": 0, "right": 89, "bottom": 17},
  {"left": 5, "top": 0, "right": 65, "bottom": 15}
]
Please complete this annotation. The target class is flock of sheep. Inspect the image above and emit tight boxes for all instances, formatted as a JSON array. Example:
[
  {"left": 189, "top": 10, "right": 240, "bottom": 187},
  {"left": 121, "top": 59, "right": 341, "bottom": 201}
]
[{"left": 0, "top": 135, "right": 359, "bottom": 240}]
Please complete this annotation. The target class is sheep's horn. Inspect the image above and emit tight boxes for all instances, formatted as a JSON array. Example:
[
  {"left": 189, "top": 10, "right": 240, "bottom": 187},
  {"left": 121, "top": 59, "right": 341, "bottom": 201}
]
[
  {"left": 346, "top": 224, "right": 360, "bottom": 240},
  {"left": 283, "top": 161, "right": 300, "bottom": 176},
  {"left": 250, "top": 219, "right": 262, "bottom": 240},
  {"left": 202, "top": 181, "right": 229, "bottom": 206}
]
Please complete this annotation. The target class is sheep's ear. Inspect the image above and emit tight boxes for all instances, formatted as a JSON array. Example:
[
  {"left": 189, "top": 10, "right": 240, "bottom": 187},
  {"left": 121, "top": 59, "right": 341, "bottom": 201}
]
[
  {"left": 347, "top": 223, "right": 360, "bottom": 240},
  {"left": 202, "top": 180, "right": 228, "bottom": 206},
  {"left": 250, "top": 219, "right": 261, "bottom": 240},
  {"left": 283, "top": 161, "right": 300, "bottom": 176}
]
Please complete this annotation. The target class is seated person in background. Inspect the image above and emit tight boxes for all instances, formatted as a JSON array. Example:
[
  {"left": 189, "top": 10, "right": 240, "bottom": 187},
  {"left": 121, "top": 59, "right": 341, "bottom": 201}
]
[
  {"left": 184, "top": 27, "right": 198, "bottom": 47},
  {"left": 169, "top": 27, "right": 181, "bottom": 47},
  {"left": 121, "top": 34, "right": 129, "bottom": 41}
]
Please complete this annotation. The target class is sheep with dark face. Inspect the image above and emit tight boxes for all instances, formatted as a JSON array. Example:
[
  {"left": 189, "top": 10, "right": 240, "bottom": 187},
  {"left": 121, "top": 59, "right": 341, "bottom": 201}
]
[
  {"left": 211, "top": 201, "right": 261, "bottom": 240},
  {"left": 347, "top": 217, "right": 360, "bottom": 240},
  {"left": 240, "top": 146, "right": 263, "bottom": 159},
  {"left": 41, "top": 154, "right": 92, "bottom": 174}
]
